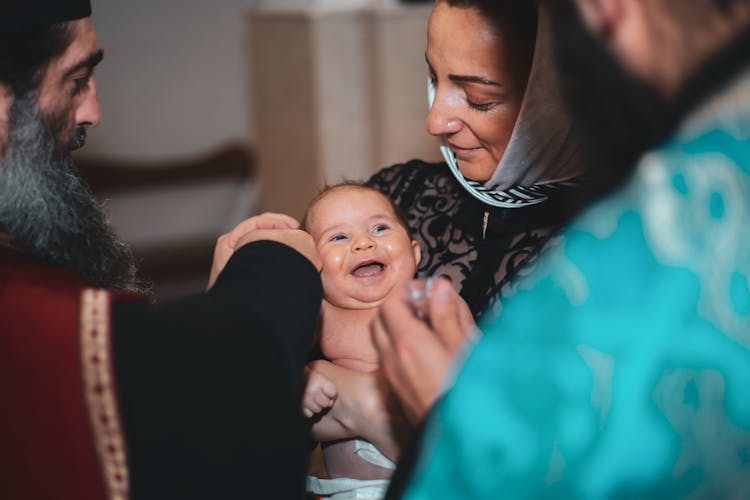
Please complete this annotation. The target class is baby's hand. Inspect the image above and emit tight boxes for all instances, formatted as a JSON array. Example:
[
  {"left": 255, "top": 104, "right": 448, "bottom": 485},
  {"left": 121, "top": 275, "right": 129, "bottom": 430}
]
[{"left": 302, "top": 368, "right": 338, "bottom": 418}]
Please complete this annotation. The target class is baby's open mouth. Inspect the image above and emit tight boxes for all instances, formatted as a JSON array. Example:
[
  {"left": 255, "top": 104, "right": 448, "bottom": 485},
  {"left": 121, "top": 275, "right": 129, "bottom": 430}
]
[{"left": 352, "top": 261, "right": 385, "bottom": 278}]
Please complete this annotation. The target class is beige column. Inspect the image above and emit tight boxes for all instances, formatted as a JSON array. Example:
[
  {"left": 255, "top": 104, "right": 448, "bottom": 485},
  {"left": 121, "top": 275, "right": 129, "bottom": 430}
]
[{"left": 249, "top": 0, "right": 438, "bottom": 220}]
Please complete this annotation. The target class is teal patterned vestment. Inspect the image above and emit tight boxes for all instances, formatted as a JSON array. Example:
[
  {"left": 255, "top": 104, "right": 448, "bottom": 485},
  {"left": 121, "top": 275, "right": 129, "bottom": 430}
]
[{"left": 404, "top": 69, "right": 750, "bottom": 499}]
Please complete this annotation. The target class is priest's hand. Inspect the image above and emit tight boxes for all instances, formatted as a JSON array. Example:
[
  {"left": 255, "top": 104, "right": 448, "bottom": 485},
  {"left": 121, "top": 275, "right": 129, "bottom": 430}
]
[
  {"left": 208, "top": 212, "right": 320, "bottom": 289},
  {"left": 371, "top": 278, "right": 475, "bottom": 425}
]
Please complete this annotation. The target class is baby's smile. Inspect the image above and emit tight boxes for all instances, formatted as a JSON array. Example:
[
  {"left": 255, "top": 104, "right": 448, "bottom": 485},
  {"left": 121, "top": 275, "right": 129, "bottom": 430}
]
[{"left": 351, "top": 260, "right": 386, "bottom": 278}]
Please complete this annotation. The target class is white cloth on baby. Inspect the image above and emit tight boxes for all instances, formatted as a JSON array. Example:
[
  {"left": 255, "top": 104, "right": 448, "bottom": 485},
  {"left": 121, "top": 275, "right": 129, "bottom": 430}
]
[{"left": 306, "top": 440, "right": 395, "bottom": 500}]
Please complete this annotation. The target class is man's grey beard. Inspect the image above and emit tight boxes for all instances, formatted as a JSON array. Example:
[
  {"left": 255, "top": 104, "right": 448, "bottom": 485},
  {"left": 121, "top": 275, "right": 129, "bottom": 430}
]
[{"left": 0, "top": 93, "right": 147, "bottom": 292}]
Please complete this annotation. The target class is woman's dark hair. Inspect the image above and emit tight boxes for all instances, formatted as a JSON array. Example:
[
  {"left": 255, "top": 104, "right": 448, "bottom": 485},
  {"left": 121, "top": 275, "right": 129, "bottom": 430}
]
[
  {"left": 444, "top": 0, "right": 538, "bottom": 86},
  {"left": 0, "top": 22, "right": 73, "bottom": 97}
]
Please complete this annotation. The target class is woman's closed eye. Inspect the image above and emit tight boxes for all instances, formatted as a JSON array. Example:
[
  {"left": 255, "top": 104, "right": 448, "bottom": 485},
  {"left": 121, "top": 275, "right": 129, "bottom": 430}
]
[
  {"left": 463, "top": 84, "right": 507, "bottom": 113},
  {"left": 466, "top": 98, "right": 497, "bottom": 112}
]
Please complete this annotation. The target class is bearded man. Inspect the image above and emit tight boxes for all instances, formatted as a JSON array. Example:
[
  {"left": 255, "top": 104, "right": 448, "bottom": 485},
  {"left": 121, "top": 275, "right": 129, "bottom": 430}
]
[
  {"left": 1, "top": 2, "right": 323, "bottom": 499},
  {"left": 372, "top": 0, "right": 750, "bottom": 497}
]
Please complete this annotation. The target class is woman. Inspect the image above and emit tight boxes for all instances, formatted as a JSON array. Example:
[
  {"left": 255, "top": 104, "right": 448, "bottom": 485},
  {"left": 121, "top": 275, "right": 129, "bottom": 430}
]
[
  {"left": 368, "top": 0, "right": 584, "bottom": 320},
  {"left": 321, "top": 0, "right": 585, "bottom": 445},
  {"left": 303, "top": 0, "right": 588, "bottom": 495}
]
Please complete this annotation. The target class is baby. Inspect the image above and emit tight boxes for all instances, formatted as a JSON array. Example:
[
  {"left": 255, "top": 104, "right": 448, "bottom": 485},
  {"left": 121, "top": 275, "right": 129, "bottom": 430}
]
[{"left": 302, "top": 182, "right": 421, "bottom": 499}]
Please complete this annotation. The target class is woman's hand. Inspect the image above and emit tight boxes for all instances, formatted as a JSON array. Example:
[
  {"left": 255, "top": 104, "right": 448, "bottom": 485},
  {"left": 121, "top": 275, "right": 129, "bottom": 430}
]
[
  {"left": 208, "top": 212, "right": 310, "bottom": 289},
  {"left": 371, "top": 278, "right": 475, "bottom": 426},
  {"left": 306, "top": 360, "right": 405, "bottom": 461}
]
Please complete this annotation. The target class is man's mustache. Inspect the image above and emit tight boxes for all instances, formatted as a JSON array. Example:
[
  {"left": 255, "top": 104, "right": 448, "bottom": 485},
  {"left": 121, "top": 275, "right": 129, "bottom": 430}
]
[{"left": 69, "top": 125, "right": 87, "bottom": 151}]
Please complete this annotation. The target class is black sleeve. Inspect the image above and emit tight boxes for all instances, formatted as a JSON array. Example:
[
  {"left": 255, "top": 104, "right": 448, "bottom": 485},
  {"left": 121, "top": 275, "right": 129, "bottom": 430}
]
[{"left": 112, "top": 240, "right": 322, "bottom": 500}]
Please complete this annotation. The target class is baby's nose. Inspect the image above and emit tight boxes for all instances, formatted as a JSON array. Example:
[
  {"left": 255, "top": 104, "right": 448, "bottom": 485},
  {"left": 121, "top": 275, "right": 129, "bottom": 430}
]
[{"left": 353, "top": 235, "right": 375, "bottom": 251}]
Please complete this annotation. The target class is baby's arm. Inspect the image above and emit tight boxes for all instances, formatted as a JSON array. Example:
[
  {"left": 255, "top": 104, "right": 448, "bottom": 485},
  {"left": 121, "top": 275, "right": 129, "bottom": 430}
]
[
  {"left": 303, "top": 362, "right": 355, "bottom": 442},
  {"left": 302, "top": 368, "right": 337, "bottom": 418}
]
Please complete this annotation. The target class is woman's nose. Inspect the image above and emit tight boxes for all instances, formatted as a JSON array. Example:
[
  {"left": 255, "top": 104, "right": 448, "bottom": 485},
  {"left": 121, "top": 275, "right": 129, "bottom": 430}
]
[{"left": 426, "top": 90, "right": 461, "bottom": 137}]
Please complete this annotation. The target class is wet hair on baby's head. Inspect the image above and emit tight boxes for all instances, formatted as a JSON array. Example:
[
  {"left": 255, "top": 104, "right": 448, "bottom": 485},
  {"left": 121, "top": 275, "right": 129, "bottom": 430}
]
[{"left": 302, "top": 180, "right": 411, "bottom": 235}]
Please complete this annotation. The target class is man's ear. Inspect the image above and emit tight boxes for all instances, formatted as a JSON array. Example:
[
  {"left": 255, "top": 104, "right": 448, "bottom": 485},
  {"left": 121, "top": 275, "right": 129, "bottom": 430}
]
[
  {"left": 0, "top": 84, "right": 10, "bottom": 158},
  {"left": 412, "top": 240, "right": 422, "bottom": 267}
]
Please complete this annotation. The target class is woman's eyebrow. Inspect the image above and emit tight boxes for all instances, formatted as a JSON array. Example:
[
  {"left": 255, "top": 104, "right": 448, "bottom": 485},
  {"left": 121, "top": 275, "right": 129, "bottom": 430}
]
[
  {"left": 448, "top": 74, "right": 503, "bottom": 87},
  {"left": 424, "top": 53, "right": 502, "bottom": 87}
]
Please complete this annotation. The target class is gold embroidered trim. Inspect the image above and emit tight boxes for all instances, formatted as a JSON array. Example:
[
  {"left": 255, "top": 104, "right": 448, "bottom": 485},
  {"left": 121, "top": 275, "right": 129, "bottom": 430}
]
[{"left": 80, "top": 289, "right": 129, "bottom": 500}]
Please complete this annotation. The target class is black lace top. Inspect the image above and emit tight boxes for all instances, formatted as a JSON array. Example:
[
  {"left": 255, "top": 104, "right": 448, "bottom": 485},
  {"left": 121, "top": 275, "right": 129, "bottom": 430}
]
[{"left": 368, "top": 160, "right": 584, "bottom": 321}]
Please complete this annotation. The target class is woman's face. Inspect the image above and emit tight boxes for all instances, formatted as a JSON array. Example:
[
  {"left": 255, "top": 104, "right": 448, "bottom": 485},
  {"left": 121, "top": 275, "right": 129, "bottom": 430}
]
[{"left": 426, "top": 1, "right": 527, "bottom": 182}]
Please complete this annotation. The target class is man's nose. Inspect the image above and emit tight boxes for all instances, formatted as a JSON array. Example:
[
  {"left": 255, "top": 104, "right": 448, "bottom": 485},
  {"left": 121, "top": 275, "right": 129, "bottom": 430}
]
[{"left": 76, "top": 79, "right": 101, "bottom": 128}]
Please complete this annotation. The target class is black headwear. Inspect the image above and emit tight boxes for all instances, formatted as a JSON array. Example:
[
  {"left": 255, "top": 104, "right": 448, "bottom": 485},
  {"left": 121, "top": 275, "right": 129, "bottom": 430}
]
[{"left": 4, "top": 0, "right": 91, "bottom": 25}]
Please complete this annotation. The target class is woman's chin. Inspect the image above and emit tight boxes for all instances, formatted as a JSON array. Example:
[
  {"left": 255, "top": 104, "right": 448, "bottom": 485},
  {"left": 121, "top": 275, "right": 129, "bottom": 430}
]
[{"left": 456, "top": 159, "right": 495, "bottom": 182}]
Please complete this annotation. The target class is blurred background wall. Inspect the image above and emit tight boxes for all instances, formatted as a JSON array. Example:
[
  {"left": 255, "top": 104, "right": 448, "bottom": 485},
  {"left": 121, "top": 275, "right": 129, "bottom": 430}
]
[
  {"left": 85, "top": 0, "right": 255, "bottom": 159},
  {"left": 79, "top": 0, "right": 439, "bottom": 297}
]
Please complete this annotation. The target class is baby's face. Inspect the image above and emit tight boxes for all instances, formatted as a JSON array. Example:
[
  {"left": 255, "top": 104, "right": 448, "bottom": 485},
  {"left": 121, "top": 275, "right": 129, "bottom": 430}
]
[{"left": 307, "top": 186, "right": 421, "bottom": 309}]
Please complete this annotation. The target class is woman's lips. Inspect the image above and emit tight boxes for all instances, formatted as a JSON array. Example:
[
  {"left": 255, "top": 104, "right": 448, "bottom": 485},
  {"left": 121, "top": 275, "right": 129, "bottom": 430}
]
[{"left": 448, "top": 143, "right": 481, "bottom": 160}]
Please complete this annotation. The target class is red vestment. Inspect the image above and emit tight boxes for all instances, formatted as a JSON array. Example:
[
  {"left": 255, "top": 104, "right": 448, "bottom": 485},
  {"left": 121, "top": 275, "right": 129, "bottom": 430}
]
[{"left": 0, "top": 246, "right": 129, "bottom": 500}]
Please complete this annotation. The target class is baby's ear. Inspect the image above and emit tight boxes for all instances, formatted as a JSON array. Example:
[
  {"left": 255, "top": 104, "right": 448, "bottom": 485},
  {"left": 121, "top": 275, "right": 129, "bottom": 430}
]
[{"left": 412, "top": 240, "right": 422, "bottom": 267}]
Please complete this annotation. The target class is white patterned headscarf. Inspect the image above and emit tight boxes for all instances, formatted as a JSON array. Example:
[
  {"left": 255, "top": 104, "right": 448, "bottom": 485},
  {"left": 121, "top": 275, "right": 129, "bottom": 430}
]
[{"left": 428, "top": 1, "right": 583, "bottom": 208}]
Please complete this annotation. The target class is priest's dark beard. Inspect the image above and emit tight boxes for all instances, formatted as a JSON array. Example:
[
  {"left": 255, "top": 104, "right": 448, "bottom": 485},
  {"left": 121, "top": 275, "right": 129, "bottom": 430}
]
[
  {"left": 0, "top": 93, "right": 147, "bottom": 292},
  {"left": 549, "top": 0, "right": 675, "bottom": 201}
]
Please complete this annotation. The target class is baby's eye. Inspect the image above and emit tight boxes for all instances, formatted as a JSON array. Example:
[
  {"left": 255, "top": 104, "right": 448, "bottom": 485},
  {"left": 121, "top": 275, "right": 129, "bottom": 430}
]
[
  {"left": 329, "top": 234, "right": 347, "bottom": 242},
  {"left": 372, "top": 224, "right": 389, "bottom": 233}
]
